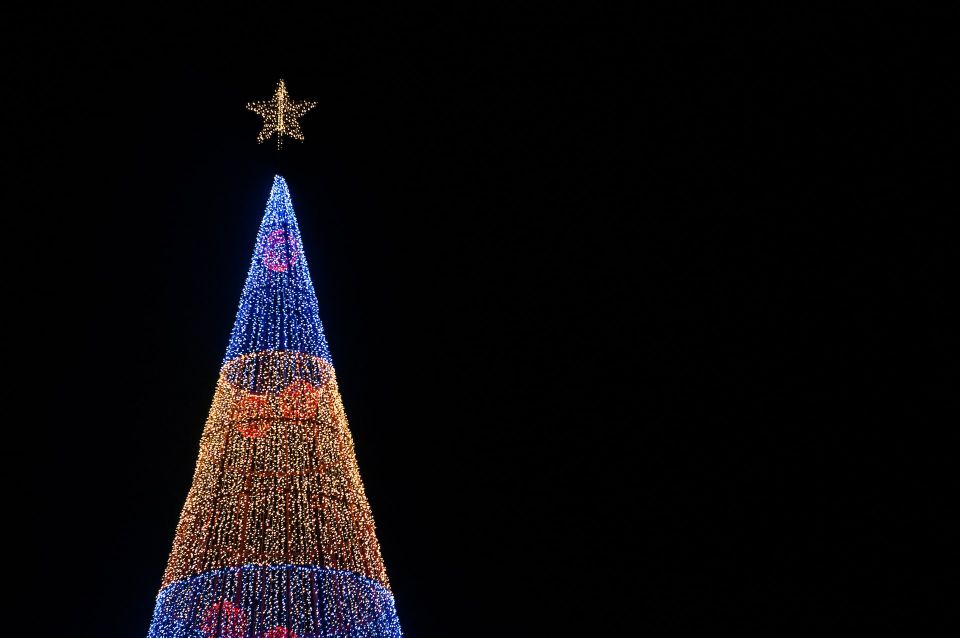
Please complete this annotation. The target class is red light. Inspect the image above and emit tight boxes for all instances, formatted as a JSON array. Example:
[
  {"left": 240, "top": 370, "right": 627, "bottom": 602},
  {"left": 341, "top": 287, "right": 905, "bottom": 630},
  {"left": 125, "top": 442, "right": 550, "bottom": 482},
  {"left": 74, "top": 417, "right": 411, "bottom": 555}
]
[
  {"left": 199, "top": 601, "right": 247, "bottom": 638},
  {"left": 280, "top": 380, "right": 321, "bottom": 420},
  {"left": 232, "top": 394, "right": 273, "bottom": 438}
]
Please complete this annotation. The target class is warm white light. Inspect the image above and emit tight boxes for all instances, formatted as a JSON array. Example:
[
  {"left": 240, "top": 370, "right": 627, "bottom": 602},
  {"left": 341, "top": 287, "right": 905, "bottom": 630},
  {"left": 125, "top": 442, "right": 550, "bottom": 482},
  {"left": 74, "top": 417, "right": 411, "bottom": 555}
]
[{"left": 247, "top": 80, "right": 317, "bottom": 148}]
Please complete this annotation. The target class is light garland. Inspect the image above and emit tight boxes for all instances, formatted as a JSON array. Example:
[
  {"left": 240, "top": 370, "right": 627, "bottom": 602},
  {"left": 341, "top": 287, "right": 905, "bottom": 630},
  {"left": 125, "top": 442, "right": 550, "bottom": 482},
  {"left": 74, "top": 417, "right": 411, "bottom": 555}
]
[
  {"left": 153, "top": 565, "right": 400, "bottom": 638},
  {"left": 147, "top": 177, "right": 401, "bottom": 637},
  {"left": 247, "top": 80, "right": 317, "bottom": 148}
]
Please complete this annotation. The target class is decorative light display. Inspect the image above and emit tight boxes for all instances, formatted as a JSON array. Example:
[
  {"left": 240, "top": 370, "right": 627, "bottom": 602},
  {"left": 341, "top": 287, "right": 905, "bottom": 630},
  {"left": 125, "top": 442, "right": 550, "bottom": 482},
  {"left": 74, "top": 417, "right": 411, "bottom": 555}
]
[
  {"left": 147, "top": 176, "right": 402, "bottom": 637},
  {"left": 247, "top": 80, "right": 317, "bottom": 148}
]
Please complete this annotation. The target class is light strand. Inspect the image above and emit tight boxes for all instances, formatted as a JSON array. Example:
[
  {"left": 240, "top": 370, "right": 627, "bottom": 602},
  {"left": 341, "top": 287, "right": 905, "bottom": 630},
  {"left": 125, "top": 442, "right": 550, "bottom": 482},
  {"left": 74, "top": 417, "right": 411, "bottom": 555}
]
[{"left": 147, "top": 177, "right": 400, "bottom": 638}]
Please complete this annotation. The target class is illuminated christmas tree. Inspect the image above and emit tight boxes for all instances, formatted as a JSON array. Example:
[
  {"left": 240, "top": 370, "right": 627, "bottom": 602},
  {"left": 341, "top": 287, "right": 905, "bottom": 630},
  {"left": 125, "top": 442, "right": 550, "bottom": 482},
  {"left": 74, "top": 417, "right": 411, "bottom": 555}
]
[{"left": 147, "top": 176, "right": 402, "bottom": 638}]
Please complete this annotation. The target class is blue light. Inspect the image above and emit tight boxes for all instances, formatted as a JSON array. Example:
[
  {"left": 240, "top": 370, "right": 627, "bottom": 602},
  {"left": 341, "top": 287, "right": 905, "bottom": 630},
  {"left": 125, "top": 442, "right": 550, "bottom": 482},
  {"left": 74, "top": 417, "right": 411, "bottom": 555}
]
[
  {"left": 225, "top": 176, "right": 332, "bottom": 364},
  {"left": 147, "top": 564, "right": 402, "bottom": 638}
]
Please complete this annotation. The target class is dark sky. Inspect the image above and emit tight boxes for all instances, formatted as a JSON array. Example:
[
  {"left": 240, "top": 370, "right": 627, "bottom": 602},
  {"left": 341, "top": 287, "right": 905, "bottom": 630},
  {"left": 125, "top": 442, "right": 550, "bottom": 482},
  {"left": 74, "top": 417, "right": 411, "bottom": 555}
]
[{"left": 14, "top": 6, "right": 950, "bottom": 636}]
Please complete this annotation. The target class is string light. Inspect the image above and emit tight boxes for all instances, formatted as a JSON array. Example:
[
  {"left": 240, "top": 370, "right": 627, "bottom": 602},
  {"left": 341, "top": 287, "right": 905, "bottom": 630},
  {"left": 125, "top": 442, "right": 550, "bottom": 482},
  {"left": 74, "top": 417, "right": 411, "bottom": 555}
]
[
  {"left": 247, "top": 80, "right": 317, "bottom": 148},
  {"left": 152, "top": 565, "right": 400, "bottom": 638},
  {"left": 147, "top": 177, "right": 401, "bottom": 637}
]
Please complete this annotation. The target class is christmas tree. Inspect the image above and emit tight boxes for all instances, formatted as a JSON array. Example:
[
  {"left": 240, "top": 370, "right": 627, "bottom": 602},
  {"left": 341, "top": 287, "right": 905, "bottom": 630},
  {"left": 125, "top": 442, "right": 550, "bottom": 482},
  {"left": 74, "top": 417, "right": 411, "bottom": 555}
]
[{"left": 147, "top": 176, "right": 402, "bottom": 638}]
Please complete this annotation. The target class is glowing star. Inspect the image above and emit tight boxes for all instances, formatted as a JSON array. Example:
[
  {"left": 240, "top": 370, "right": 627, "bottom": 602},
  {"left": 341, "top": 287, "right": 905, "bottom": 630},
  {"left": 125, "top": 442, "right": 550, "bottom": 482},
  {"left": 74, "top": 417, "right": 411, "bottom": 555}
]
[{"left": 246, "top": 80, "right": 317, "bottom": 148}]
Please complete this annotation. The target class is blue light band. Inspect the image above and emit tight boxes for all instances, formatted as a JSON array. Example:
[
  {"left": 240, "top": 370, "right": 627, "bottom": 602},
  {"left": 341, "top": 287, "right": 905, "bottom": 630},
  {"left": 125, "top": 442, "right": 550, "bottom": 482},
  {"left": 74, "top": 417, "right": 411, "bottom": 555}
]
[{"left": 148, "top": 564, "right": 401, "bottom": 638}]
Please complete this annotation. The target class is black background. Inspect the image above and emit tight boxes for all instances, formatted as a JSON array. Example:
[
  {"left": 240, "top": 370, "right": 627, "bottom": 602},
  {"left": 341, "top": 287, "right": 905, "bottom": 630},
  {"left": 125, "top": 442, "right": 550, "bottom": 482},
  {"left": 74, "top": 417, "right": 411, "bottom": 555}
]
[{"left": 12, "top": 6, "right": 952, "bottom": 635}]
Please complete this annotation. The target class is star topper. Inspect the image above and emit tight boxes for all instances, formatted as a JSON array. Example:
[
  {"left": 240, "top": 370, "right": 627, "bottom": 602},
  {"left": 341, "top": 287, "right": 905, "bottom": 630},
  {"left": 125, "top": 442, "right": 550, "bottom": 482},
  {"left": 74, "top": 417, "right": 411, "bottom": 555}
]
[{"left": 247, "top": 79, "right": 317, "bottom": 148}]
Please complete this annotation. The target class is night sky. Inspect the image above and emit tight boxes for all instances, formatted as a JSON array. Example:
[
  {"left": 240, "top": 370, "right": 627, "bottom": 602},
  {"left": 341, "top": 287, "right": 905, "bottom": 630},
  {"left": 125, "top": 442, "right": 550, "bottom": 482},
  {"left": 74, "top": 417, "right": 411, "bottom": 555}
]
[{"left": 16, "top": 7, "right": 950, "bottom": 635}]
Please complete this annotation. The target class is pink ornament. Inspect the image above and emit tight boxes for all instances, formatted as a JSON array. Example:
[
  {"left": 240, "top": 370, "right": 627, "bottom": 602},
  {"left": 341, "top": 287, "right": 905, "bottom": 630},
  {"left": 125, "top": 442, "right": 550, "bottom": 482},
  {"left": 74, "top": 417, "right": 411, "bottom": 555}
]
[{"left": 263, "top": 229, "right": 299, "bottom": 273}]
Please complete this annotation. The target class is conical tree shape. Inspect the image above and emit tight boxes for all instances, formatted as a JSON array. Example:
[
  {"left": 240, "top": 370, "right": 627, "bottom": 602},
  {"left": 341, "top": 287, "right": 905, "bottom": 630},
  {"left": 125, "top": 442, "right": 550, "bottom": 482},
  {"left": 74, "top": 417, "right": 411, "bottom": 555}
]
[{"left": 147, "top": 176, "right": 402, "bottom": 638}]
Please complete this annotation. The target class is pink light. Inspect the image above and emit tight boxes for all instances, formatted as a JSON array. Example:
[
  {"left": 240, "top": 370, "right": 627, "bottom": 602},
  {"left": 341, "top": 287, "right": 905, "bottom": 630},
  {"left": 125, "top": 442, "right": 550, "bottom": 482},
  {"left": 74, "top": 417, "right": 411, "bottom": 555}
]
[{"left": 263, "top": 229, "right": 299, "bottom": 273}]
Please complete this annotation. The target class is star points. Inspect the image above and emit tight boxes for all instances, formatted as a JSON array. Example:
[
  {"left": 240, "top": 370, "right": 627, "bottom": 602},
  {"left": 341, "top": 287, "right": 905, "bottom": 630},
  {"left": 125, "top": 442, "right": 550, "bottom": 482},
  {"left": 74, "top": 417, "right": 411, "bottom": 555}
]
[{"left": 247, "top": 80, "right": 317, "bottom": 148}]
